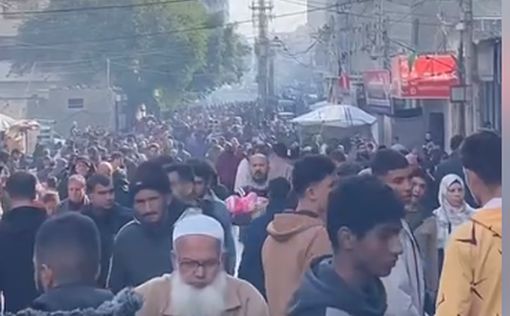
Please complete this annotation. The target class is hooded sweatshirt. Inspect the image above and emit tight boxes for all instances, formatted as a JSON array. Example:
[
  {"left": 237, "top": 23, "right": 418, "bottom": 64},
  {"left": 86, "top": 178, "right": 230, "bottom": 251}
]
[
  {"left": 288, "top": 256, "right": 387, "bottom": 316},
  {"left": 262, "top": 211, "right": 331, "bottom": 316},
  {"left": 435, "top": 201, "right": 501, "bottom": 316}
]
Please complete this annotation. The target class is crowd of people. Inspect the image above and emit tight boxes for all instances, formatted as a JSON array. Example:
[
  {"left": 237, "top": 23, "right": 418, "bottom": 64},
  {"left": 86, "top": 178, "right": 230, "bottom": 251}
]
[{"left": 0, "top": 102, "right": 502, "bottom": 316}]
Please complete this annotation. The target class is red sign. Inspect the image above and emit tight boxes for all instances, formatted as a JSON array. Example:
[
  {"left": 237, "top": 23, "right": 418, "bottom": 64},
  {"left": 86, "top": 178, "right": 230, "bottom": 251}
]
[{"left": 391, "top": 54, "right": 459, "bottom": 99}]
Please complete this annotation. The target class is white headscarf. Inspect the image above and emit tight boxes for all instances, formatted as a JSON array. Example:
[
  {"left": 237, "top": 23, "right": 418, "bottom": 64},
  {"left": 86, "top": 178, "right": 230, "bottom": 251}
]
[{"left": 434, "top": 174, "right": 475, "bottom": 248}]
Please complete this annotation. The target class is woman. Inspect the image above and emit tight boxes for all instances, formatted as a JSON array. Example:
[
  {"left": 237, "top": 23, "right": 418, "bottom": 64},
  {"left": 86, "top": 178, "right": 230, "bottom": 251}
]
[{"left": 434, "top": 174, "right": 475, "bottom": 269}]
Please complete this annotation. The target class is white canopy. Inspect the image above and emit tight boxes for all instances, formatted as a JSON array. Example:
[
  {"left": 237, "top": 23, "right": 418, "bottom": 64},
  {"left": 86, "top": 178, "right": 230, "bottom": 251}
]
[
  {"left": 0, "top": 113, "right": 17, "bottom": 132},
  {"left": 291, "top": 104, "right": 376, "bottom": 128}
]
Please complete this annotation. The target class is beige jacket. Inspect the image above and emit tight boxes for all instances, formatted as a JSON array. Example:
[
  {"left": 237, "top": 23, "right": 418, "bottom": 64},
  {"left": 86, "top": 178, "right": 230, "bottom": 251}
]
[
  {"left": 262, "top": 212, "right": 331, "bottom": 316},
  {"left": 135, "top": 274, "right": 269, "bottom": 316}
]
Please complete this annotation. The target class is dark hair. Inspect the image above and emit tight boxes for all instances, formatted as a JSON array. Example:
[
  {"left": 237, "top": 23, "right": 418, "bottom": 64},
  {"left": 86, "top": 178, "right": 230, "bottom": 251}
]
[
  {"left": 268, "top": 177, "right": 291, "bottom": 200},
  {"left": 292, "top": 155, "right": 336, "bottom": 197},
  {"left": 337, "top": 162, "right": 362, "bottom": 178},
  {"left": 150, "top": 155, "right": 175, "bottom": 170},
  {"left": 42, "top": 191, "right": 59, "bottom": 203},
  {"left": 327, "top": 175, "right": 405, "bottom": 250},
  {"left": 46, "top": 177, "right": 58, "bottom": 190},
  {"left": 273, "top": 143, "right": 288, "bottom": 159},
  {"left": 450, "top": 135, "right": 464, "bottom": 152},
  {"left": 86, "top": 174, "right": 112, "bottom": 194},
  {"left": 371, "top": 149, "right": 409, "bottom": 177},
  {"left": 166, "top": 163, "right": 194, "bottom": 183},
  {"left": 130, "top": 161, "right": 171, "bottom": 195},
  {"left": 110, "top": 151, "right": 123, "bottom": 161},
  {"left": 187, "top": 159, "right": 215, "bottom": 185},
  {"left": 5, "top": 171, "right": 37, "bottom": 200},
  {"left": 34, "top": 213, "right": 101, "bottom": 284},
  {"left": 461, "top": 131, "right": 501, "bottom": 186},
  {"left": 328, "top": 149, "right": 346, "bottom": 164}
]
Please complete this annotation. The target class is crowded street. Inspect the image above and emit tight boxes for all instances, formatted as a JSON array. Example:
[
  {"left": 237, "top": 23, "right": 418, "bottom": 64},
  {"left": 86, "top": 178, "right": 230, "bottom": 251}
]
[{"left": 0, "top": 0, "right": 503, "bottom": 315}]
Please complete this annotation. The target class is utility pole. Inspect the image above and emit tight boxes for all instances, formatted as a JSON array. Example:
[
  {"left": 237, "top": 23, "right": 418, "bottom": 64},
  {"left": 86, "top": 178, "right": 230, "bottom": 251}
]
[
  {"left": 251, "top": 0, "right": 274, "bottom": 110},
  {"left": 460, "top": 0, "right": 476, "bottom": 135},
  {"left": 106, "top": 58, "right": 111, "bottom": 89}
]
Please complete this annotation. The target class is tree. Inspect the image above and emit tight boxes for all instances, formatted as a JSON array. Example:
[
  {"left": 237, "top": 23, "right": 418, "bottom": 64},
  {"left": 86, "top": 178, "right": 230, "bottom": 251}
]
[{"left": 10, "top": 0, "right": 249, "bottom": 114}]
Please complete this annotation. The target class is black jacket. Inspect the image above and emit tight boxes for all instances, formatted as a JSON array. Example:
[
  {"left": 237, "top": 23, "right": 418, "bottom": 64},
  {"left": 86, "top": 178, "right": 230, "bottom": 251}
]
[
  {"left": 288, "top": 256, "right": 387, "bottom": 316},
  {"left": 112, "top": 169, "right": 130, "bottom": 207},
  {"left": 238, "top": 199, "right": 287, "bottom": 298},
  {"left": 82, "top": 204, "right": 133, "bottom": 288},
  {"left": 10, "top": 288, "right": 141, "bottom": 316},
  {"left": 0, "top": 206, "right": 48, "bottom": 312},
  {"left": 31, "top": 284, "right": 114, "bottom": 312}
]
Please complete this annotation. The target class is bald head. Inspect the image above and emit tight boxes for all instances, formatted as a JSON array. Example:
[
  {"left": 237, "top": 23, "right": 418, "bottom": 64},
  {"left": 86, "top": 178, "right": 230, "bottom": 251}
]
[{"left": 96, "top": 161, "right": 113, "bottom": 178}]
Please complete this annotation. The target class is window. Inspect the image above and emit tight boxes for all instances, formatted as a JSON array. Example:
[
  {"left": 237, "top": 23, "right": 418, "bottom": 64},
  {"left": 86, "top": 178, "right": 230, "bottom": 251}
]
[{"left": 67, "top": 98, "right": 84, "bottom": 109}]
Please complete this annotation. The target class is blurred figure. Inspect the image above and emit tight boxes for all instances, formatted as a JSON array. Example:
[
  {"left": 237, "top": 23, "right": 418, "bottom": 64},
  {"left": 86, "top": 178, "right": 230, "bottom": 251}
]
[
  {"left": 0, "top": 172, "right": 48, "bottom": 312},
  {"left": 238, "top": 177, "right": 291, "bottom": 297},
  {"left": 436, "top": 131, "right": 501, "bottom": 316},
  {"left": 32, "top": 213, "right": 113, "bottom": 311},
  {"left": 433, "top": 174, "right": 475, "bottom": 267},
  {"left": 97, "top": 161, "right": 113, "bottom": 178},
  {"left": 135, "top": 214, "right": 268, "bottom": 316},
  {"left": 215, "top": 142, "right": 242, "bottom": 192},
  {"left": 56, "top": 175, "right": 89, "bottom": 214},
  {"left": 41, "top": 191, "right": 60, "bottom": 216},
  {"left": 268, "top": 143, "right": 293, "bottom": 183}
]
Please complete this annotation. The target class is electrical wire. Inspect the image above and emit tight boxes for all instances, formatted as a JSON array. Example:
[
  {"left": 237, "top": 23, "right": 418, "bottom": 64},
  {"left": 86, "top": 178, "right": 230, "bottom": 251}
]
[{"left": 1, "top": 0, "right": 195, "bottom": 16}]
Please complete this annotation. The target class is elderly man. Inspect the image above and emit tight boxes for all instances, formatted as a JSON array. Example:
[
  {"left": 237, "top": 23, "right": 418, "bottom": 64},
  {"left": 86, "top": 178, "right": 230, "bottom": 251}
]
[
  {"left": 235, "top": 153, "right": 270, "bottom": 197},
  {"left": 56, "top": 174, "right": 89, "bottom": 214},
  {"left": 135, "top": 214, "right": 268, "bottom": 316}
]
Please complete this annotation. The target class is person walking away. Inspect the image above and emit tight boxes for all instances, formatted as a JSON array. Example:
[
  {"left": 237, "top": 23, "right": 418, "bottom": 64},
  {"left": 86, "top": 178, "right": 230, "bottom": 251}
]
[
  {"left": 55, "top": 175, "right": 89, "bottom": 214},
  {"left": 268, "top": 143, "right": 293, "bottom": 183},
  {"left": 436, "top": 131, "right": 501, "bottom": 316},
  {"left": 288, "top": 175, "right": 404, "bottom": 316},
  {"left": 135, "top": 214, "right": 269, "bottom": 316},
  {"left": 108, "top": 162, "right": 175, "bottom": 293},
  {"left": 111, "top": 152, "right": 130, "bottom": 207},
  {"left": 372, "top": 149, "right": 426, "bottom": 316},
  {"left": 82, "top": 174, "right": 132, "bottom": 288},
  {"left": 407, "top": 168, "right": 438, "bottom": 314},
  {"left": 0, "top": 172, "right": 48, "bottom": 312},
  {"left": 238, "top": 177, "right": 292, "bottom": 297},
  {"left": 433, "top": 174, "right": 475, "bottom": 271},
  {"left": 215, "top": 143, "right": 242, "bottom": 192},
  {"left": 31, "top": 213, "right": 114, "bottom": 311},
  {"left": 262, "top": 155, "right": 335, "bottom": 316}
]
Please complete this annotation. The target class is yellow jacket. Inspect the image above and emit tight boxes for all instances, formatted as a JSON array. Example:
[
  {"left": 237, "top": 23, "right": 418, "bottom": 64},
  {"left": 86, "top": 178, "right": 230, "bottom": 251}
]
[{"left": 436, "top": 207, "right": 501, "bottom": 316}]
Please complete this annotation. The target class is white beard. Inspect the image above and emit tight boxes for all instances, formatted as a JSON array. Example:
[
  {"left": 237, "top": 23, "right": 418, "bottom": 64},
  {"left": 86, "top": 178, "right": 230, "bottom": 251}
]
[{"left": 170, "top": 270, "right": 228, "bottom": 316}]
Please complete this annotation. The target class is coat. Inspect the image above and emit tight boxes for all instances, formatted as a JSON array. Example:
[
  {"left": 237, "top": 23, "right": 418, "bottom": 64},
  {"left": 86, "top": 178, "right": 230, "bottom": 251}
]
[
  {"left": 7, "top": 289, "right": 142, "bottom": 316},
  {"left": 31, "top": 284, "right": 114, "bottom": 312},
  {"left": 134, "top": 274, "right": 269, "bottom": 316},
  {"left": 381, "top": 220, "right": 426, "bottom": 316},
  {"left": 0, "top": 206, "right": 48, "bottom": 312},
  {"left": 435, "top": 205, "right": 501, "bottom": 316},
  {"left": 262, "top": 211, "right": 331, "bottom": 316}
]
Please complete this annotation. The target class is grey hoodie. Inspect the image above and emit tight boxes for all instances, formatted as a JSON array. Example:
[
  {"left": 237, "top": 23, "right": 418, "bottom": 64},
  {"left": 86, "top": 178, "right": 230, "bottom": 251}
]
[{"left": 288, "top": 256, "right": 387, "bottom": 316}]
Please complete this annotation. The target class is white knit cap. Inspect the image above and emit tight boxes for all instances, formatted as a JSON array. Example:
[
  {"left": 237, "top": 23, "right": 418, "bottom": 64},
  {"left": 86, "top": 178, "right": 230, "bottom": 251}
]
[{"left": 173, "top": 214, "right": 224, "bottom": 245}]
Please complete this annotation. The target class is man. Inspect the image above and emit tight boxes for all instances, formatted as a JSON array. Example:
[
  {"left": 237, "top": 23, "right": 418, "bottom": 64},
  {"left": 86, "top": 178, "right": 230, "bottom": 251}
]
[
  {"left": 262, "top": 155, "right": 335, "bottom": 316},
  {"left": 235, "top": 153, "right": 270, "bottom": 196},
  {"left": 108, "top": 162, "right": 176, "bottom": 293},
  {"left": 111, "top": 152, "right": 130, "bottom": 207},
  {"left": 215, "top": 142, "right": 242, "bottom": 192},
  {"left": 82, "top": 174, "right": 132, "bottom": 288},
  {"left": 238, "top": 177, "right": 291, "bottom": 298},
  {"left": 176, "top": 142, "right": 191, "bottom": 162},
  {"left": 268, "top": 143, "right": 293, "bottom": 183},
  {"left": 434, "top": 134, "right": 476, "bottom": 207},
  {"left": 289, "top": 175, "right": 405, "bottom": 316},
  {"left": 372, "top": 149, "right": 426, "bottom": 316},
  {"left": 32, "top": 213, "right": 114, "bottom": 311},
  {"left": 0, "top": 172, "right": 48, "bottom": 312},
  {"left": 96, "top": 161, "right": 113, "bottom": 178},
  {"left": 56, "top": 174, "right": 89, "bottom": 214},
  {"left": 436, "top": 131, "right": 501, "bottom": 316},
  {"left": 166, "top": 162, "right": 237, "bottom": 275},
  {"left": 135, "top": 214, "right": 269, "bottom": 316}
]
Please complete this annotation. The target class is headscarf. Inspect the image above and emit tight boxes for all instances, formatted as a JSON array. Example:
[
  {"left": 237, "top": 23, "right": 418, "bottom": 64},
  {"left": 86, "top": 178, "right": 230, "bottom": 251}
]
[{"left": 434, "top": 174, "right": 475, "bottom": 248}]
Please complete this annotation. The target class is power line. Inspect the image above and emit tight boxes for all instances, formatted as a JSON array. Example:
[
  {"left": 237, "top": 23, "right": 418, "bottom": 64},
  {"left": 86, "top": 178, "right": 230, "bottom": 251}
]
[
  {"left": 1, "top": 0, "right": 195, "bottom": 16},
  {"left": 2, "top": 5, "right": 335, "bottom": 49}
]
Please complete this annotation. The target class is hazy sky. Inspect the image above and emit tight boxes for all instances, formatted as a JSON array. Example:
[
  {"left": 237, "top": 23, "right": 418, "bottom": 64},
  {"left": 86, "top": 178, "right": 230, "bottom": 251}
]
[{"left": 229, "top": 0, "right": 308, "bottom": 36}]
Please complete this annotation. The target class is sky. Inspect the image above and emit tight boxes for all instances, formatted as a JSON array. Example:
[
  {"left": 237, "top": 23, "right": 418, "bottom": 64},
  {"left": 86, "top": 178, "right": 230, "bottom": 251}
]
[{"left": 229, "top": 0, "right": 308, "bottom": 37}]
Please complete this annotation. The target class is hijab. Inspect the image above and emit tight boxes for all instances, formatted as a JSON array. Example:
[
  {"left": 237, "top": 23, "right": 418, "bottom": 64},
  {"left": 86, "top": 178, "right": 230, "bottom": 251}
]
[{"left": 434, "top": 174, "right": 475, "bottom": 248}]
